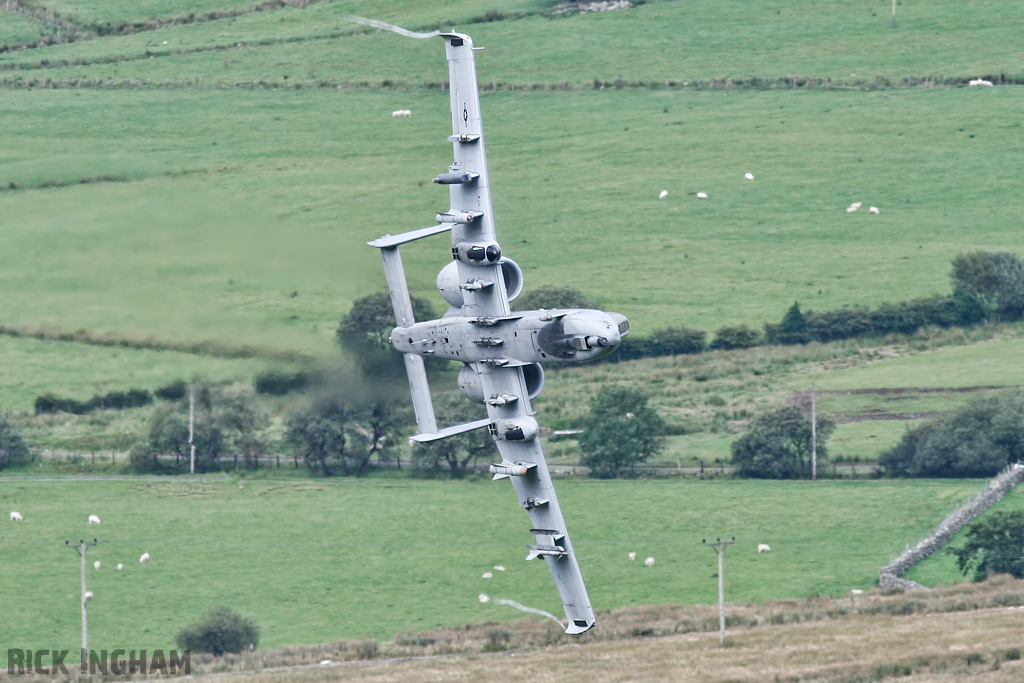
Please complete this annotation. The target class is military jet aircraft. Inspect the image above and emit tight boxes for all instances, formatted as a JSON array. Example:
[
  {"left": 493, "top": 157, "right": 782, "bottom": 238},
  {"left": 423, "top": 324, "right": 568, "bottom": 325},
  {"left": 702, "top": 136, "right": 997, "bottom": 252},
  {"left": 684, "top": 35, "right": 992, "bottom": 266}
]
[{"left": 369, "top": 32, "right": 629, "bottom": 635}]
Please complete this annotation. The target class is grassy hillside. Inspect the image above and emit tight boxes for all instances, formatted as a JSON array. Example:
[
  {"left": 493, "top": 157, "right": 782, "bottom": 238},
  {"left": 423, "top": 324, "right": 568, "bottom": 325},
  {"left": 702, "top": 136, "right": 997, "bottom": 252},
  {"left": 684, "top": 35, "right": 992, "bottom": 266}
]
[
  {"left": 0, "top": 476, "right": 1003, "bottom": 660},
  {"left": 0, "top": 0, "right": 1023, "bottom": 410}
]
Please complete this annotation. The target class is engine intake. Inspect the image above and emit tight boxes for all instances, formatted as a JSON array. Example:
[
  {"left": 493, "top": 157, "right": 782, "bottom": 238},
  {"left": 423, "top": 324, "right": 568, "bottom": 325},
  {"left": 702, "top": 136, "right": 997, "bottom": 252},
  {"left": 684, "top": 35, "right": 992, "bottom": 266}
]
[{"left": 458, "top": 362, "right": 544, "bottom": 403}]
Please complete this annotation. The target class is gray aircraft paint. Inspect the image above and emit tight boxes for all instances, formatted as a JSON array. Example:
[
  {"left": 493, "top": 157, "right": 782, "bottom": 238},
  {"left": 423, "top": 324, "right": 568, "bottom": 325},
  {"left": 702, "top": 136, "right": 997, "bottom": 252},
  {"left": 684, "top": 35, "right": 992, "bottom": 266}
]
[{"left": 368, "top": 32, "right": 630, "bottom": 635}]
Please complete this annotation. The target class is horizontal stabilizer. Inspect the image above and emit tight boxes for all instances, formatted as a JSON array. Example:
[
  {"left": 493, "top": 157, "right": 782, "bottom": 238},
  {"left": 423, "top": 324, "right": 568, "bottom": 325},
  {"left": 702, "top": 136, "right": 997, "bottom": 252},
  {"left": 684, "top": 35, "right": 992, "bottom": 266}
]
[
  {"left": 410, "top": 417, "right": 491, "bottom": 443},
  {"left": 368, "top": 224, "right": 453, "bottom": 249}
]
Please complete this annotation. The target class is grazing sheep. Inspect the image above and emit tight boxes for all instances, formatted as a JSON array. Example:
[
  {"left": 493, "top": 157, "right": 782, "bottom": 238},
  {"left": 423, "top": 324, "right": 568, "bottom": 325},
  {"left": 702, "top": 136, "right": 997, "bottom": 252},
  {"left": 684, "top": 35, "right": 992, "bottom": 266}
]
[
  {"left": 629, "top": 552, "right": 636, "bottom": 561},
  {"left": 696, "top": 192, "right": 708, "bottom": 199},
  {"left": 84, "top": 591, "right": 93, "bottom": 600},
  {"left": 482, "top": 571, "right": 493, "bottom": 578},
  {"left": 392, "top": 109, "right": 412, "bottom": 117},
  {"left": 969, "top": 79, "right": 993, "bottom": 87},
  {"left": 869, "top": 206, "right": 880, "bottom": 214},
  {"left": 850, "top": 202, "right": 862, "bottom": 208},
  {"left": 479, "top": 594, "right": 490, "bottom": 603},
  {"left": 644, "top": 557, "right": 655, "bottom": 567},
  {"left": 744, "top": 172, "right": 755, "bottom": 180},
  {"left": 494, "top": 565, "right": 506, "bottom": 571},
  {"left": 10, "top": 511, "right": 22, "bottom": 522},
  {"left": 116, "top": 563, "right": 123, "bottom": 571},
  {"left": 659, "top": 190, "right": 668, "bottom": 199},
  {"left": 140, "top": 553, "right": 150, "bottom": 563},
  {"left": 94, "top": 561, "right": 101, "bottom": 570},
  {"left": 851, "top": 589, "right": 864, "bottom": 594},
  {"left": 88, "top": 515, "right": 101, "bottom": 525},
  {"left": 758, "top": 544, "right": 771, "bottom": 553}
]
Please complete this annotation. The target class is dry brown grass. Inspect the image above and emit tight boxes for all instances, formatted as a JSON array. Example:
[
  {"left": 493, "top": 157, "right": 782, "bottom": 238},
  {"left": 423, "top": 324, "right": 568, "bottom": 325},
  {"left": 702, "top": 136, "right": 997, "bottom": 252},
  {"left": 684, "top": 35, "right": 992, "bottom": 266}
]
[{"left": 150, "top": 577, "right": 1024, "bottom": 682}]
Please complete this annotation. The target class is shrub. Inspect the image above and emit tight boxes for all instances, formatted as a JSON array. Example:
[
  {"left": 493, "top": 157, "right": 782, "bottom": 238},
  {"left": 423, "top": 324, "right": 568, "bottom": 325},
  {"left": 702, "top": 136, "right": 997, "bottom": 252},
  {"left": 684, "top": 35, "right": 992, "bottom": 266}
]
[
  {"left": 731, "top": 405, "right": 835, "bottom": 479},
  {"left": 710, "top": 324, "right": 762, "bottom": 350},
  {"left": 155, "top": 380, "right": 187, "bottom": 401},
  {"left": 254, "top": 369, "right": 312, "bottom": 395},
  {"left": 175, "top": 606, "right": 259, "bottom": 656},
  {"left": 0, "top": 410, "right": 30, "bottom": 471}
]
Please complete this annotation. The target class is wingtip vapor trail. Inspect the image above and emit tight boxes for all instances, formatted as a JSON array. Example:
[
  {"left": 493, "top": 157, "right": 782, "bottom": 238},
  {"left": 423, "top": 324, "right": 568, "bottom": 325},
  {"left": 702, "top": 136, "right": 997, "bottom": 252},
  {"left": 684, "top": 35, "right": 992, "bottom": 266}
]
[{"left": 348, "top": 16, "right": 441, "bottom": 39}]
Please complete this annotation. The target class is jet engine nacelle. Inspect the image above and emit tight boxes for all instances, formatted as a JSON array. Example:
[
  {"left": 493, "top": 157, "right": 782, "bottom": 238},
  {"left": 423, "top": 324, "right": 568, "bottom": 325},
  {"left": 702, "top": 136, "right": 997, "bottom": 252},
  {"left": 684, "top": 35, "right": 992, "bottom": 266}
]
[
  {"left": 437, "top": 258, "right": 524, "bottom": 307},
  {"left": 458, "top": 361, "right": 543, "bottom": 404},
  {"left": 491, "top": 416, "right": 539, "bottom": 441}
]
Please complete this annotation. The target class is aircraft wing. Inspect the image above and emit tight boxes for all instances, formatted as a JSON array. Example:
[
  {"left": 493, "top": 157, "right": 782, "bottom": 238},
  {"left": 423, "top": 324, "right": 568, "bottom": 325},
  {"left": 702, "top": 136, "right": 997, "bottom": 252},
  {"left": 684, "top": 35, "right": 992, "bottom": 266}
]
[
  {"left": 442, "top": 33, "right": 596, "bottom": 634},
  {"left": 476, "top": 361, "right": 596, "bottom": 634}
]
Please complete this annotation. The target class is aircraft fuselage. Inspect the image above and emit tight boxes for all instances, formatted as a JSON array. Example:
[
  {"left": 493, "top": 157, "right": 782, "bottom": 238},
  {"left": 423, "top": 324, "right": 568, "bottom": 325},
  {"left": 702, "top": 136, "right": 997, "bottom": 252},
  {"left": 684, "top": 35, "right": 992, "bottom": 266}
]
[{"left": 391, "top": 309, "right": 628, "bottom": 364}]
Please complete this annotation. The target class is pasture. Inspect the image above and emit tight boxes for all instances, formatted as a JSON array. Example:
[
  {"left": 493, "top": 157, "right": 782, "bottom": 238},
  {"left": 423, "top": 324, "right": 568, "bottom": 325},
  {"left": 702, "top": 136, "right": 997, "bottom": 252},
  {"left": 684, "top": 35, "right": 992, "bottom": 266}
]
[
  {"left": 0, "top": 476, "right": 1007, "bottom": 663},
  {"left": 0, "top": 0, "right": 1022, "bottom": 413}
]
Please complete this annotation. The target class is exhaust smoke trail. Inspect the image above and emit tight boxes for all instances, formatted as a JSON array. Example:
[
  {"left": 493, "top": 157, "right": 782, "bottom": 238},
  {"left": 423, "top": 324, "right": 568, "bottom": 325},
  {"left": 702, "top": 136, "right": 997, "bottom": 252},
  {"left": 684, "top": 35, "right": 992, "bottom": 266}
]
[
  {"left": 348, "top": 16, "right": 441, "bottom": 39},
  {"left": 493, "top": 598, "right": 565, "bottom": 628}
]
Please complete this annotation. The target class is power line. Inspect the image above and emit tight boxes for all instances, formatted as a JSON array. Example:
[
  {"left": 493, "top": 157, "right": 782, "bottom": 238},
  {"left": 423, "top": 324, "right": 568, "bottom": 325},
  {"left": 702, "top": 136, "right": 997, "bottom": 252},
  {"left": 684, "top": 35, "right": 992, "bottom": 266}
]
[
  {"left": 65, "top": 538, "right": 98, "bottom": 668},
  {"left": 702, "top": 536, "right": 735, "bottom": 646}
]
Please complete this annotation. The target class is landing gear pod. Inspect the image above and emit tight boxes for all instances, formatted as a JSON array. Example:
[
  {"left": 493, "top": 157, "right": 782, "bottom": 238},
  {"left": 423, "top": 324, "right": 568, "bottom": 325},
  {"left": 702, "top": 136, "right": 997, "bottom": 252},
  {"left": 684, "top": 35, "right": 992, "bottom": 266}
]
[
  {"left": 452, "top": 241, "right": 501, "bottom": 265},
  {"left": 436, "top": 258, "right": 524, "bottom": 307},
  {"left": 458, "top": 361, "right": 543, "bottom": 403}
]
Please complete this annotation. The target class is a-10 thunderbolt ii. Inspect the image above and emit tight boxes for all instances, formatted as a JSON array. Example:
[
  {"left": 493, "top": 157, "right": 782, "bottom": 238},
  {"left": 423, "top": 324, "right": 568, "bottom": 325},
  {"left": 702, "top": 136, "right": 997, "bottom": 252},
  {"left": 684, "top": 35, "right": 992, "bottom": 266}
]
[{"left": 368, "top": 31, "right": 629, "bottom": 635}]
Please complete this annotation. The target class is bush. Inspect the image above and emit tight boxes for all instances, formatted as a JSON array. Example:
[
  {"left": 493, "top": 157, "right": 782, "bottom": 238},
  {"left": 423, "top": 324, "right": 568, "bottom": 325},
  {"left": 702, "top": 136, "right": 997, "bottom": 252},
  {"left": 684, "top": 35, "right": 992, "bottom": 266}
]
[
  {"left": 710, "top": 324, "right": 762, "bottom": 350},
  {"left": 618, "top": 326, "right": 707, "bottom": 359},
  {"left": 155, "top": 380, "right": 187, "bottom": 401},
  {"left": 176, "top": 606, "right": 259, "bottom": 656},
  {"left": 948, "top": 510, "right": 1024, "bottom": 581},
  {"left": 512, "top": 285, "right": 596, "bottom": 311},
  {"left": 579, "top": 386, "right": 665, "bottom": 478},
  {"left": 254, "top": 369, "right": 312, "bottom": 395}
]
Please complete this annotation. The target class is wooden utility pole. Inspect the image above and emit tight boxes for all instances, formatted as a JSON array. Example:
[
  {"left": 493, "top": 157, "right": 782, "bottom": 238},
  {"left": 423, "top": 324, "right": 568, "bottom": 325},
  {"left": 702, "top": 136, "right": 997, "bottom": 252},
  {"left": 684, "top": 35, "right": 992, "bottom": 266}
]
[
  {"left": 811, "top": 384, "right": 817, "bottom": 480},
  {"left": 189, "top": 386, "right": 196, "bottom": 475},
  {"left": 65, "top": 538, "right": 98, "bottom": 667},
  {"left": 891, "top": 0, "right": 897, "bottom": 28},
  {"left": 702, "top": 537, "right": 735, "bottom": 645}
]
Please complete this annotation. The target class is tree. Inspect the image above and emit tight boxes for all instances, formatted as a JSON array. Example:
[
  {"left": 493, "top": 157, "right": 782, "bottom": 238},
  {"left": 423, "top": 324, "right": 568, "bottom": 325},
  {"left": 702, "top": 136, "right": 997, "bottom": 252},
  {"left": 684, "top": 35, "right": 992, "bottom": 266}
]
[
  {"left": 776, "top": 302, "right": 811, "bottom": 345},
  {"left": 285, "top": 399, "right": 351, "bottom": 476},
  {"left": 578, "top": 386, "right": 664, "bottom": 478},
  {"left": 131, "top": 382, "right": 268, "bottom": 474},
  {"left": 731, "top": 405, "right": 835, "bottom": 479},
  {"left": 285, "top": 394, "right": 406, "bottom": 476},
  {"left": 951, "top": 251, "right": 1024, "bottom": 322},
  {"left": 879, "top": 390, "right": 1024, "bottom": 477},
  {"left": 512, "top": 285, "right": 596, "bottom": 311},
  {"left": 0, "top": 410, "right": 30, "bottom": 471},
  {"left": 176, "top": 606, "right": 260, "bottom": 656},
  {"left": 337, "top": 292, "right": 437, "bottom": 379},
  {"left": 410, "top": 394, "right": 494, "bottom": 477},
  {"left": 948, "top": 511, "right": 1024, "bottom": 581}
]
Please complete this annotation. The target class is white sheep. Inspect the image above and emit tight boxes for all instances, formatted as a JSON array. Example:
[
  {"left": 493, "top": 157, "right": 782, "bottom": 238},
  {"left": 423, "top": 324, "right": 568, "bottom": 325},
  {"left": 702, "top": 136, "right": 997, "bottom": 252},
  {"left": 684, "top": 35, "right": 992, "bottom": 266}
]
[
  {"left": 696, "top": 192, "right": 708, "bottom": 199},
  {"left": 758, "top": 544, "right": 771, "bottom": 553},
  {"left": 659, "top": 190, "right": 668, "bottom": 199},
  {"left": 744, "top": 172, "right": 754, "bottom": 180},
  {"left": 644, "top": 557, "right": 655, "bottom": 567},
  {"left": 88, "top": 515, "right": 101, "bottom": 525},
  {"left": 869, "top": 206, "right": 880, "bottom": 214},
  {"left": 850, "top": 589, "right": 864, "bottom": 595},
  {"left": 10, "top": 511, "right": 22, "bottom": 522},
  {"left": 116, "top": 563, "right": 123, "bottom": 571},
  {"left": 140, "top": 553, "right": 150, "bottom": 563},
  {"left": 969, "top": 79, "right": 993, "bottom": 87},
  {"left": 94, "top": 561, "right": 101, "bottom": 570},
  {"left": 482, "top": 571, "right": 493, "bottom": 578},
  {"left": 628, "top": 552, "right": 636, "bottom": 561},
  {"left": 494, "top": 565, "right": 506, "bottom": 571},
  {"left": 478, "top": 594, "right": 490, "bottom": 603},
  {"left": 84, "top": 591, "right": 93, "bottom": 600},
  {"left": 392, "top": 109, "right": 412, "bottom": 118}
]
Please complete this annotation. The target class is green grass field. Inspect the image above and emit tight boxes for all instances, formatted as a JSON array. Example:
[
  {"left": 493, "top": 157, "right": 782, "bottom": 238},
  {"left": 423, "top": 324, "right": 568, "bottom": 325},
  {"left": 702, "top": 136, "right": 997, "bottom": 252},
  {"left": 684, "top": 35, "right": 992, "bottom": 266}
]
[{"left": 0, "top": 476, "right": 1005, "bottom": 663}]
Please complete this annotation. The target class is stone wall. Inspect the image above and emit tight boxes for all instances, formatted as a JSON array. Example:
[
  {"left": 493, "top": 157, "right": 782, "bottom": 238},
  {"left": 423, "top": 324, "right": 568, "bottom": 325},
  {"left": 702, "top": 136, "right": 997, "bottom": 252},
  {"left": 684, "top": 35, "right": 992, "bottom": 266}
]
[{"left": 879, "top": 465, "right": 1024, "bottom": 589}]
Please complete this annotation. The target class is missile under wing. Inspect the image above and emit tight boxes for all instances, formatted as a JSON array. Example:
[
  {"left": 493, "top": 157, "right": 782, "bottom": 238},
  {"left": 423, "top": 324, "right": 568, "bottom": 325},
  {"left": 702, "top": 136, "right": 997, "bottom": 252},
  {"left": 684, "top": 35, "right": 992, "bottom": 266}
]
[{"left": 368, "top": 32, "right": 629, "bottom": 635}]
